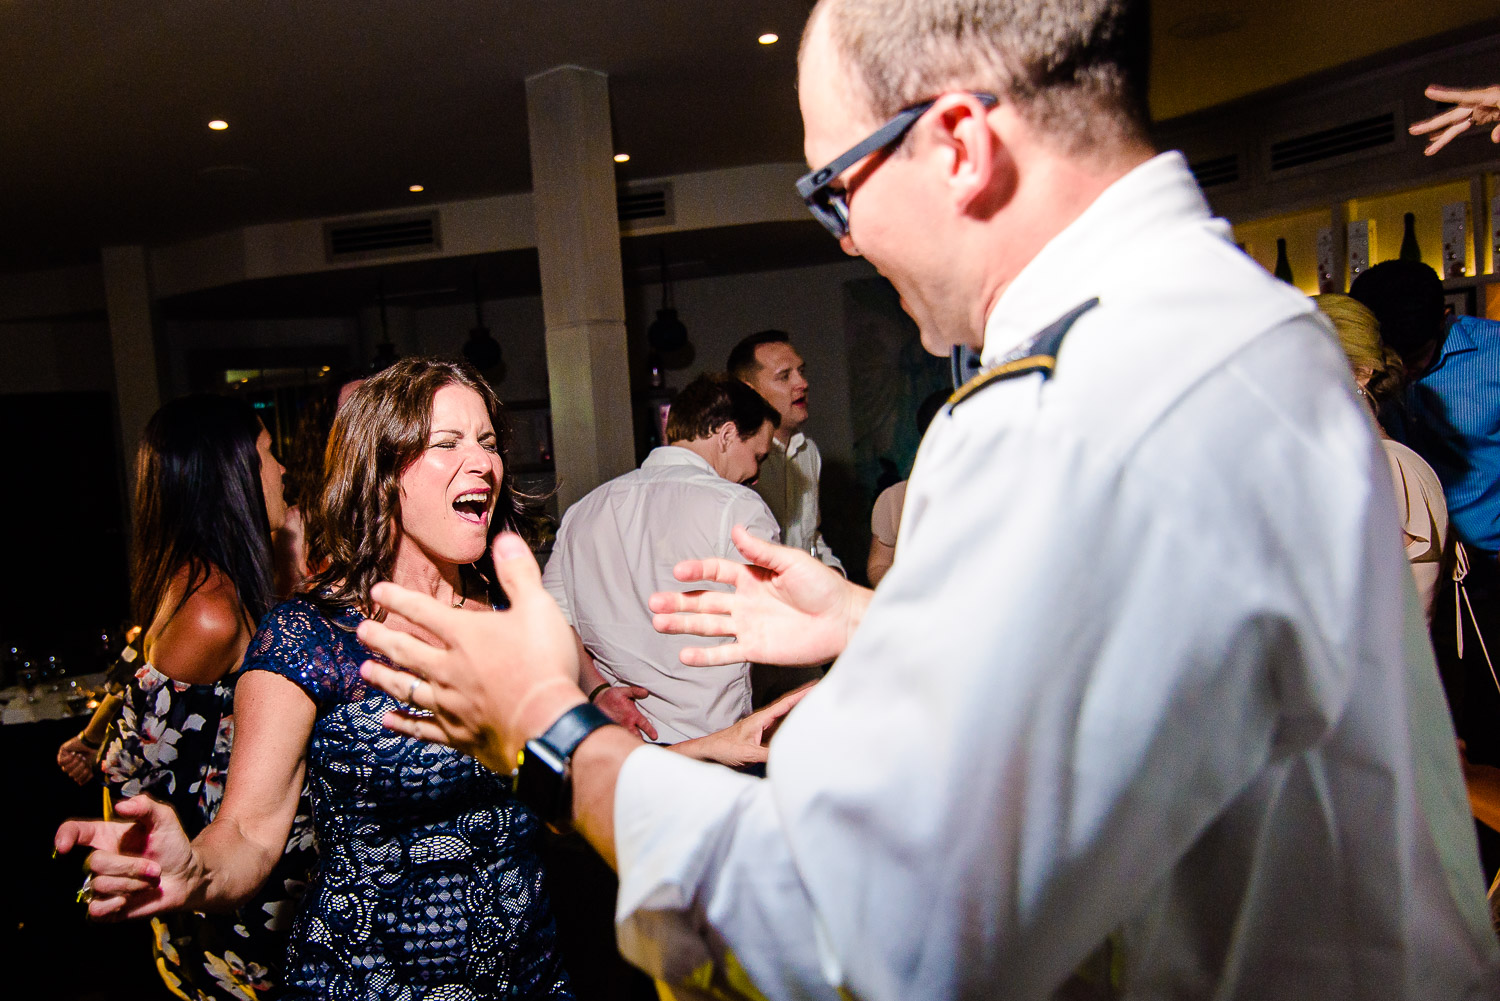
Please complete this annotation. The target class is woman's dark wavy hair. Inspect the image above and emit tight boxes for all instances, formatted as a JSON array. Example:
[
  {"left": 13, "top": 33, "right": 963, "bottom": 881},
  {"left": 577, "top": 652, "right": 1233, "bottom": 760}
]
[
  {"left": 302, "top": 358, "right": 527, "bottom": 618},
  {"left": 131, "top": 395, "right": 274, "bottom": 630}
]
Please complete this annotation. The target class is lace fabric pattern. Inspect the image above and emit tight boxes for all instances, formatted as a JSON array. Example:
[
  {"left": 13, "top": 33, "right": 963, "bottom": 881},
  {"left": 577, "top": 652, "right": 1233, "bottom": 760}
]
[
  {"left": 240, "top": 598, "right": 571, "bottom": 1001},
  {"left": 102, "top": 661, "right": 316, "bottom": 1000}
]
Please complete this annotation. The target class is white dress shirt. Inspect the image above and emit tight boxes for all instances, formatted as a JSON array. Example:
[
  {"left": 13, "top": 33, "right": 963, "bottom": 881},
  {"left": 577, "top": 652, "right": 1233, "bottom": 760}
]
[
  {"left": 752, "top": 432, "right": 844, "bottom": 572},
  {"left": 608, "top": 152, "right": 1500, "bottom": 1000},
  {"left": 542, "top": 446, "right": 779, "bottom": 743}
]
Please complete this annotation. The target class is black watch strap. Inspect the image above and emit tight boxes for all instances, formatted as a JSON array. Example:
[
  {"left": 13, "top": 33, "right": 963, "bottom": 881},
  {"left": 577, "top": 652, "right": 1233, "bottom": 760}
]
[{"left": 538, "top": 701, "right": 612, "bottom": 760}]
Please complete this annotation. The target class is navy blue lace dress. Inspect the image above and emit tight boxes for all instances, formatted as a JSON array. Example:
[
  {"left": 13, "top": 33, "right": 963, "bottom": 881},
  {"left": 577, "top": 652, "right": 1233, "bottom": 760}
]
[{"left": 240, "top": 598, "right": 572, "bottom": 1001}]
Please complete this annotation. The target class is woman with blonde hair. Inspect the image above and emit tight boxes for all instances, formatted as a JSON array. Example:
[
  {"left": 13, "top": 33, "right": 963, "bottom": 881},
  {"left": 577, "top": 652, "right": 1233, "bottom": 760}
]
[{"left": 1314, "top": 293, "right": 1449, "bottom": 618}]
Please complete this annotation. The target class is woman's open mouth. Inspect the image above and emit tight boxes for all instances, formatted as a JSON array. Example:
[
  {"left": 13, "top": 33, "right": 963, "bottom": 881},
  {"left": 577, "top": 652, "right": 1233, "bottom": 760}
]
[{"left": 452, "top": 489, "right": 490, "bottom": 524}]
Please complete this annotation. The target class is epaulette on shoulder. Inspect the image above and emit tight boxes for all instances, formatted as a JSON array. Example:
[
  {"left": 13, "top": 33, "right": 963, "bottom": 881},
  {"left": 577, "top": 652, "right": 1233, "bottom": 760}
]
[{"left": 947, "top": 297, "right": 1100, "bottom": 411}]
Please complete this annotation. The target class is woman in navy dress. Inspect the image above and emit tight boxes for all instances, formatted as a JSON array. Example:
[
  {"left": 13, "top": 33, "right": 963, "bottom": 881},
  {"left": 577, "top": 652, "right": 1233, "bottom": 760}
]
[{"left": 62, "top": 361, "right": 576, "bottom": 999}]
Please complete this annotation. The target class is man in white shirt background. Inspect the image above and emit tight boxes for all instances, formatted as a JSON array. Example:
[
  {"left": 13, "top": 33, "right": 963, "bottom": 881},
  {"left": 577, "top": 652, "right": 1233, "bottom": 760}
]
[
  {"left": 541, "top": 374, "right": 783, "bottom": 748},
  {"left": 727, "top": 330, "right": 845, "bottom": 574},
  {"left": 105, "top": 0, "right": 1500, "bottom": 997}
]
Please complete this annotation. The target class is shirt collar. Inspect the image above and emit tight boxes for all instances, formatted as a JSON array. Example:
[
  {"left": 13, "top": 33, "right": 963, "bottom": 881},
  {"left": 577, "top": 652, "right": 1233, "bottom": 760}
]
[
  {"left": 1439, "top": 314, "right": 1478, "bottom": 359},
  {"left": 643, "top": 445, "right": 716, "bottom": 475},
  {"left": 774, "top": 431, "right": 806, "bottom": 457},
  {"left": 981, "top": 151, "right": 1219, "bottom": 364}
]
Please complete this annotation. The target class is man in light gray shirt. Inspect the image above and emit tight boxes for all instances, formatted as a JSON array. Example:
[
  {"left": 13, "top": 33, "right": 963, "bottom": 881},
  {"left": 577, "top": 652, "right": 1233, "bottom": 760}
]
[{"left": 541, "top": 375, "right": 781, "bottom": 743}]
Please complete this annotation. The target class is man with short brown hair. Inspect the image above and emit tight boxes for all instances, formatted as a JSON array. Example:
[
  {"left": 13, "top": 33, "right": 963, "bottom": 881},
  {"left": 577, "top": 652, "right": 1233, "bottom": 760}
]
[{"left": 727, "top": 330, "right": 843, "bottom": 572}]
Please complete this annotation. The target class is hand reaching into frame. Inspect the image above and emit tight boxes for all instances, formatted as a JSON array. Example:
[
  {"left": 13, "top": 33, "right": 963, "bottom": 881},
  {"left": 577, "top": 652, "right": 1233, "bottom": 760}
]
[
  {"left": 648, "top": 525, "right": 872, "bottom": 668},
  {"left": 54, "top": 794, "right": 196, "bottom": 921},
  {"left": 1410, "top": 84, "right": 1500, "bottom": 155},
  {"left": 57, "top": 735, "right": 96, "bottom": 785},
  {"left": 673, "top": 684, "right": 813, "bottom": 768},
  {"left": 594, "top": 685, "right": 658, "bottom": 742},
  {"left": 357, "top": 533, "right": 589, "bottom": 775}
]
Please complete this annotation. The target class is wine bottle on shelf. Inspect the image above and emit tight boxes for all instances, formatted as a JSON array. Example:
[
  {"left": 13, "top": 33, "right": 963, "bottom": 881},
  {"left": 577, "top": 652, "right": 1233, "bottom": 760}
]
[
  {"left": 1399, "top": 212, "right": 1422, "bottom": 263},
  {"left": 1273, "top": 238, "right": 1294, "bottom": 285}
]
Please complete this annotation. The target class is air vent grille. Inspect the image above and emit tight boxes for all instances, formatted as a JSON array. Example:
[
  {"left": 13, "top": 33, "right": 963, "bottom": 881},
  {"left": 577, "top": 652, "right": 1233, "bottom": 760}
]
[
  {"left": 324, "top": 212, "right": 441, "bottom": 263},
  {"left": 618, "top": 183, "right": 674, "bottom": 229},
  {"left": 1269, "top": 113, "right": 1395, "bottom": 172},
  {"left": 1189, "top": 153, "right": 1240, "bottom": 189}
]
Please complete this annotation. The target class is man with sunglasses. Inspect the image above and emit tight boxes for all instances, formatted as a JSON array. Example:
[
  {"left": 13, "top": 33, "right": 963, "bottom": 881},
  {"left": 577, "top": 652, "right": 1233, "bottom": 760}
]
[{"left": 339, "top": 0, "right": 1497, "bottom": 997}]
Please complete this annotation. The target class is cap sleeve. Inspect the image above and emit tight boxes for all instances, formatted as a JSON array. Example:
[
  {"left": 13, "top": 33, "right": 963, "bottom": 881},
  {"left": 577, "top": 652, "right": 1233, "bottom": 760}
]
[{"left": 240, "top": 599, "right": 357, "bottom": 712}]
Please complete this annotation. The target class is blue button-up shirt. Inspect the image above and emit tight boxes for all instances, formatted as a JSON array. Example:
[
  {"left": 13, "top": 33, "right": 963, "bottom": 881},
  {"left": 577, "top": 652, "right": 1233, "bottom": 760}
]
[{"left": 1396, "top": 314, "right": 1500, "bottom": 553}]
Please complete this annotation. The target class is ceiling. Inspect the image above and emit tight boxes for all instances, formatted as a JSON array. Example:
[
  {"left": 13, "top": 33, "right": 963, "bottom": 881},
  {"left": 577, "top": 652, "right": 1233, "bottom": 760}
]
[{"left": 3, "top": 0, "right": 1499, "bottom": 283}]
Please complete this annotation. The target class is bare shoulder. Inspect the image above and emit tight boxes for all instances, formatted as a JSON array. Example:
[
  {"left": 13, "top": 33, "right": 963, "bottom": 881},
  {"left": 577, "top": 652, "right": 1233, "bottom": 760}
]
[{"left": 149, "top": 565, "right": 252, "bottom": 686}]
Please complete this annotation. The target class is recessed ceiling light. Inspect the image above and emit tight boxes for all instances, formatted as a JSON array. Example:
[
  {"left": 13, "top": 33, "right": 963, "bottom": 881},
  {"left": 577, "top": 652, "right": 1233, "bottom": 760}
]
[
  {"left": 758, "top": 33, "right": 779, "bottom": 45},
  {"left": 408, "top": 184, "right": 425, "bottom": 192},
  {"left": 613, "top": 153, "right": 630, "bottom": 163},
  {"left": 208, "top": 119, "right": 229, "bottom": 131}
]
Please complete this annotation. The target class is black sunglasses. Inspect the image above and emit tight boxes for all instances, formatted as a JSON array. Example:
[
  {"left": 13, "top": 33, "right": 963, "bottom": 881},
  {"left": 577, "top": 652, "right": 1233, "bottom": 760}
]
[{"left": 795, "top": 92, "right": 998, "bottom": 240}]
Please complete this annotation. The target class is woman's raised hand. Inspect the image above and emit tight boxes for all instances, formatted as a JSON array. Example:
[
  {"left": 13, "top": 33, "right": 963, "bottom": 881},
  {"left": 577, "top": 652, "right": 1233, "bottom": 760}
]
[{"left": 54, "top": 794, "right": 201, "bottom": 920}]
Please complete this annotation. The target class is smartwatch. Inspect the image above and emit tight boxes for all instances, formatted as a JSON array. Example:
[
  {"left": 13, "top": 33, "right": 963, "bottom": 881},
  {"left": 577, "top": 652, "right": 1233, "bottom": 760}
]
[{"left": 511, "top": 702, "right": 614, "bottom": 828}]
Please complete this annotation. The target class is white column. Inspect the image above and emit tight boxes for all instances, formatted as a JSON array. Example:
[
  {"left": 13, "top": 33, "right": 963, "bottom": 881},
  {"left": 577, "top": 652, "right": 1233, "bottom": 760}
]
[
  {"left": 102, "top": 245, "right": 161, "bottom": 469},
  {"left": 525, "top": 65, "right": 634, "bottom": 510}
]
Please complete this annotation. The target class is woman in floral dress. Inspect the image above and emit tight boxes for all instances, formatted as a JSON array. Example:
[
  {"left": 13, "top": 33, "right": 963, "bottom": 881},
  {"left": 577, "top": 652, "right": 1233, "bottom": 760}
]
[{"left": 98, "top": 395, "right": 316, "bottom": 1000}]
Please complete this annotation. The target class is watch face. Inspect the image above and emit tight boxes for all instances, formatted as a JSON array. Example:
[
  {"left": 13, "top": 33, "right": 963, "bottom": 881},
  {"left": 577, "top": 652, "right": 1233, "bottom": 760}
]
[{"left": 513, "top": 739, "right": 568, "bottom": 827}]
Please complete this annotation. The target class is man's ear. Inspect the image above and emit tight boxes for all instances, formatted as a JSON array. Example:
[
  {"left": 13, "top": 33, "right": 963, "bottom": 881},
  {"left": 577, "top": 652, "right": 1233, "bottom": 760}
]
[
  {"left": 716, "top": 422, "right": 735, "bottom": 451},
  {"left": 929, "top": 94, "right": 1013, "bottom": 221}
]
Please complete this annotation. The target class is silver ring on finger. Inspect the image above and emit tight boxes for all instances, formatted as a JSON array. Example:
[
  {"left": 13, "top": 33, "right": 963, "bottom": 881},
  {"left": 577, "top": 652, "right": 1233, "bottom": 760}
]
[{"left": 407, "top": 676, "right": 422, "bottom": 705}]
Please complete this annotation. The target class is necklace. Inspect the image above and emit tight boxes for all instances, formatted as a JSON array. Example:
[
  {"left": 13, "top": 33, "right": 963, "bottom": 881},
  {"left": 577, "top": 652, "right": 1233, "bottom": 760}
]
[{"left": 452, "top": 577, "right": 465, "bottom": 609}]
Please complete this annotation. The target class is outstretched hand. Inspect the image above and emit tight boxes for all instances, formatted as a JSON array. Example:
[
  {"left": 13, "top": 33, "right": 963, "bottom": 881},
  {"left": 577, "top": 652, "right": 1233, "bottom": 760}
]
[
  {"left": 673, "top": 684, "right": 814, "bottom": 768},
  {"left": 357, "top": 533, "right": 588, "bottom": 775},
  {"left": 1410, "top": 84, "right": 1500, "bottom": 155},
  {"left": 649, "top": 524, "right": 870, "bottom": 668},
  {"left": 54, "top": 794, "right": 196, "bottom": 921}
]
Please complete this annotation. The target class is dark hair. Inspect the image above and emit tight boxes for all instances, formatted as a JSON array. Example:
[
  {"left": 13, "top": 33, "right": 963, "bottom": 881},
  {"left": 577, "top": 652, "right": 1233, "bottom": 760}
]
[
  {"left": 807, "top": 0, "right": 1151, "bottom": 154},
  {"left": 1348, "top": 260, "right": 1447, "bottom": 370},
  {"left": 666, "top": 374, "right": 781, "bottom": 443},
  {"left": 727, "top": 330, "right": 793, "bottom": 383},
  {"left": 132, "top": 395, "right": 274, "bottom": 630},
  {"left": 303, "top": 358, "right": 527, "bottom": 618}
]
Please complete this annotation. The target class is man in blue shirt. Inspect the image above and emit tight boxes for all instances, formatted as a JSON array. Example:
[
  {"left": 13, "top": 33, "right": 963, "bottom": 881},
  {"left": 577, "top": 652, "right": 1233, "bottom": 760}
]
[{"left": 1352, "top": 260, "right": 1500, "bottom": 556}]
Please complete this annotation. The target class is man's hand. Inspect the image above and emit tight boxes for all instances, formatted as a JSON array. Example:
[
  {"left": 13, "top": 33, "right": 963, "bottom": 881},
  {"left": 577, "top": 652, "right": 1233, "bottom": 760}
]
[
  {"left": 673, "top": 685, "right": 813, "bottom": 768},
  {"left": 57, "top": 736, "right": 96, "bottom": 785},
  {"left": 649, "top": 524, "right": 871, "bottom": 668},
  {"left": 54, "top": 794, "right": 196, "bottom": 921},
  {"left": 594, "top": 685, "right": 658, "bottom": 742},
  {"left": 1410, "top": 84, "right": 1500, "bottom": 155},
  {"left": 357, "top": 533, "right": 587, "bottom": 774}
]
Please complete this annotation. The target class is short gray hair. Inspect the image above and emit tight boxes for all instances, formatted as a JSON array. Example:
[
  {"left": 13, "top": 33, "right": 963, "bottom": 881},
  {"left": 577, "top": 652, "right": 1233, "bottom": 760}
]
[{"left": 804, "top": 0, "right": 1150, "bottom": 154}]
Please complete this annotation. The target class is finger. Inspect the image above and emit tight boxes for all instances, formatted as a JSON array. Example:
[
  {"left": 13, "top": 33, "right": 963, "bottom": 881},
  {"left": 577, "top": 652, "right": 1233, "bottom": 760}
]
[
  {"left": 652, "top": 611, "right": 739, "bottom": 640},
  {"left": 56, "top": 818, "right": 131, "bottom": 853},
  {"left": 623, "top": 686, "right": 651, "bottom": 700},
  {"left": 1492, "top": 122, "right": 1500, "bottom": 144},
  {"left": 112, "top": 794, "right": 166, "bottom": 821},
  {"left": 380, "top": 709, "right": 460, "bottom": 748},
  {"left": 637, "top": 717, "right": 659, "bottom": 741},
  {"left": 86, "top": 851, "right": 161, "bottom": 881},
  {"left": 355, "top": 619, "right": 443, "bottom": 676},
  {"left": 669, "top": 557, "right": 745, "bottom": 588},
  {"left": 360, "top": 661, "right": 425, "bottom": 704},
  {"left": 89, "top": 873, "right": 160, "bottom": 896},
  {"left": 489, "top": 531, "right": 545, "bottom": 599},
  {"left": 1424, "top": 85, "right": 1484, "bottom": 103},
  {"left": 766, "top": 685, "right": 815, "bottom": 716},
  {"left": 87, "top": 894, "right": 131, "bottom": 922},
  {"left": 368, "top": 581, "right": 464, "bottom": 643},
  {"left": 678, "top": 641, "right": 750, "bottom": 668},
  {"left": 1409, "top": 106, "right": 1472, "bottom": 135},
  {"left": 730, "top": 524, "right": 783, "bottom": 568},
  {"left": 649, "top": 589, "right": 736, "bottom": 617},
  {"left": 1424, "top": 119, "right": 1471, "bottom": 154}
]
